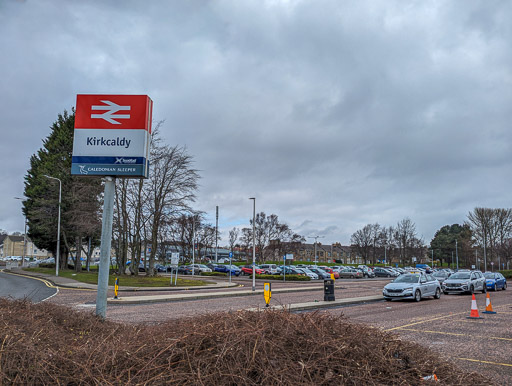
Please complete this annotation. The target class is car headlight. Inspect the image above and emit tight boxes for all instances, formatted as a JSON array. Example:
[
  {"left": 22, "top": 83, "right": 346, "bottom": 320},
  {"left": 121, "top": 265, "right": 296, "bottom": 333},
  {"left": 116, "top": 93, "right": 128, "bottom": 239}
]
[{"left": 403, "top": 287, "right": 413, "bottom": 292}]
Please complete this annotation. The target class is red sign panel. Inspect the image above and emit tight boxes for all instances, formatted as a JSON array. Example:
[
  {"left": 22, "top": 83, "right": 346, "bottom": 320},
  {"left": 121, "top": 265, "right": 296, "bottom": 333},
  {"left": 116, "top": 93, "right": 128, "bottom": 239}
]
[{"left": 75, "top": 94, "right": 152, "bottom": 132}]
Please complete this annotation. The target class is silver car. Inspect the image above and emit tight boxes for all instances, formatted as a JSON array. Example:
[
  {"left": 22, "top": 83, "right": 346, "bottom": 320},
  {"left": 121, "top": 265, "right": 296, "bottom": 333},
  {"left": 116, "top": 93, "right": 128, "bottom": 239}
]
[
  {"left": 383, "top": 273, "right": 441, "bottom": 302},
  {"left": 442, "top": 270, "right": 486, "bottom": 295}
]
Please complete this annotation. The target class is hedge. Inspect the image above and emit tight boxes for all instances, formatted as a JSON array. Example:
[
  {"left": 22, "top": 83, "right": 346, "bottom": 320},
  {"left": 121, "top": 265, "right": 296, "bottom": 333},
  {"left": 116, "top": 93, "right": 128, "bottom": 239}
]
[
  {"left": 250, "top": 274, "right": 310, "bottom": 281},
  {"left": 499, "top": 270, "right": 512, "bottom": 279},
  {"left": 200, "top": 272, "right": 227, "bottom": 277}
]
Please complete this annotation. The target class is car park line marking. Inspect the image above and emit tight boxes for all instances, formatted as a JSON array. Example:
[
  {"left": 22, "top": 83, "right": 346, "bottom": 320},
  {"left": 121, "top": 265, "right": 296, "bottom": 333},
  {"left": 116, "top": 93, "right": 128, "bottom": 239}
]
[
  {"left": 400, "top": 328, "right": 512, "bottom": 342},
  {"left": 384, "top": 312, "right": 465, "bottom": 332},
  {"left": 457, "top": 358, "right": 512, "bottom": 368}
]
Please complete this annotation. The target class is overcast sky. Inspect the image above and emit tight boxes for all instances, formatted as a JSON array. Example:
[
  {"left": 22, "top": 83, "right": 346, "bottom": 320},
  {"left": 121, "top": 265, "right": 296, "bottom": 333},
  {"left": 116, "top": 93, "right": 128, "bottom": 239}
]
[{"left": 1, "top": 0, "right": 511, "bottom": 246}]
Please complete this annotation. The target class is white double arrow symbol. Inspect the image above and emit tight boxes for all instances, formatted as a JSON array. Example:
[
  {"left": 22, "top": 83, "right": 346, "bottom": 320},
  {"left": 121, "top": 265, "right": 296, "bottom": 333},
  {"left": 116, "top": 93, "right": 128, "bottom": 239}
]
[{"left": 91, "top": 100, "right": 131, "bottom": 125}]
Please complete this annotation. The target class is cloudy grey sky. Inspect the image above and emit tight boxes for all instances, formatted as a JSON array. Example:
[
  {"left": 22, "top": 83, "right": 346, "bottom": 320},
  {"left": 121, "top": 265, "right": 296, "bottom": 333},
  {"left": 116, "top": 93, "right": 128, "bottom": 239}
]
[{"left": 1, "top": 0, "right": 511, "bottom": 245}]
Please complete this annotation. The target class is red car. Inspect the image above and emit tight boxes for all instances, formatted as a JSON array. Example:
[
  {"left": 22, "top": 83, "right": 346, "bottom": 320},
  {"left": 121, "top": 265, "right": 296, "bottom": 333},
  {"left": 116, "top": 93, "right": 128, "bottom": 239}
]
[
  {"left": 319, "top": 266, "right": 340, "bottom": 279},
  {"left": 240, "top": 265, "right": 265, "bottom": 275}
]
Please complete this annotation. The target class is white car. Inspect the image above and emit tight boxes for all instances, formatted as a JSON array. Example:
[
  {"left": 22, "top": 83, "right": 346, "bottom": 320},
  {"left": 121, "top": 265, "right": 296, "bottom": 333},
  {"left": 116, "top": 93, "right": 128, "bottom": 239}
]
[
  {"left": 295, "top": 268, "right": 319, "bottom": 280},
  {"left": 383, "top": 273, "right": 441, "bottom": 302},
  {"left": 190, "top": 264, "right": 212, "bottom": 273}
]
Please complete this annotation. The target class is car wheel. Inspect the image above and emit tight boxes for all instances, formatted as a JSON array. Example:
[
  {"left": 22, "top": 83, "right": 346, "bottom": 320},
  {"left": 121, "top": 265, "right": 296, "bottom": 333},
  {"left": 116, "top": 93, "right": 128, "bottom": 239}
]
[
  {"left": 414, "top": 290, "right": 421, "bottom": 302},
  {"left": 482, "top": 284, "right": 486, "bottom": 294},
  {"left": 387, "top": 274, "right": 391, "bottom": 278},
  {"left": 469, "top": 285, "right": 474, "bottom": 294},
  {"left": 350, "top": 275, "right": 354, "bottom": 279},
  {"left": 493, "top": 284, "right": 497, "bottom": 292},
  {"left": 503, "top": 283, "right": 507, "bottom": 291},
  {"left": 434, "top": 288, "right": 441, "bottom": 299}
]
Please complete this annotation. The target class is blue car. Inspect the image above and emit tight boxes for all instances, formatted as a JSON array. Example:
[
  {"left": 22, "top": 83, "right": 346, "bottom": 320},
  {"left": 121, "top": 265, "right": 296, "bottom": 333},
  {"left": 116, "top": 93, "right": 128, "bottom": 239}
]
[
  {"left": 484, "top": 272, "right": 507, "bottom": 291},
  {"left": 214, "top": 264, "right": 241, "bottom": 276}
]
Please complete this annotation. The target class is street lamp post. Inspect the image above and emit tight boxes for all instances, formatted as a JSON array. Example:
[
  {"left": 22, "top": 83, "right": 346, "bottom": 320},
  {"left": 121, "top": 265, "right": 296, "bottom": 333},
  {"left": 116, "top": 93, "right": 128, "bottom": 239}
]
[
  {"left": 249, "top": 197, "right": 256, "bottom": 292},
  {"left": 308, "top": 236, "right": 324, "bottom": 266},
  {"left": 14, "top": 197, "right": 27, "bottom": 267},
  {"left": 43, "top": 175, "right": 61, "bottom": 277}
]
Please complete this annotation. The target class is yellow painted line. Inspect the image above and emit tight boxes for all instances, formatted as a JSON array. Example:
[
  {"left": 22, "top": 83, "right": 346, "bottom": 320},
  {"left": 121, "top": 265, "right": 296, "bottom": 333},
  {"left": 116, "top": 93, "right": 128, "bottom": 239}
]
[
  {"left": 400, "top": 328, "right": 512, "bottom": 342},
  {"left": 457, "top": 358, "right": 512, "bottom": 368},
  {"left": 1, "top": 269, "right": 94, "bottom": 291},
  {"left": 385, "top": 312, "right": 466, "bottom": 332}
]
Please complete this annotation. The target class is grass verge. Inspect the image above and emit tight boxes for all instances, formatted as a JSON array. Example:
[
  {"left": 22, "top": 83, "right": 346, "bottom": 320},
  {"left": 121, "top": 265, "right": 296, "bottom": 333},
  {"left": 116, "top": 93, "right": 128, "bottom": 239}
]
[{"left": 22, "top": 267, "right": 213, "bottom": 287}]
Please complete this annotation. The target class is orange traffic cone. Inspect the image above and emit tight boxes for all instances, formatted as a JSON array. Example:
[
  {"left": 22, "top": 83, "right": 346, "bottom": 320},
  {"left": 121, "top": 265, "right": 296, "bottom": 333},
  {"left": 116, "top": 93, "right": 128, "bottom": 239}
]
[
  {"left": 467, "top": 294, "right": 483, "bottom": 319},
  {"left": 482, "top": 292, "right": 496, "bottom": 314},
  {"left": 421, "top": 373, "right": 438, "bottom": 381}
]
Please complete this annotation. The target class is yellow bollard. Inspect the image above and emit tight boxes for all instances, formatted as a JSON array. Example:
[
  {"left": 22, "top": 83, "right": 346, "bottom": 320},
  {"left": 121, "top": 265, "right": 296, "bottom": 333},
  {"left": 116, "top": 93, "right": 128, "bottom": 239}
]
[{"left": 114, "top": 277, "right": 119, "bottom": 299}]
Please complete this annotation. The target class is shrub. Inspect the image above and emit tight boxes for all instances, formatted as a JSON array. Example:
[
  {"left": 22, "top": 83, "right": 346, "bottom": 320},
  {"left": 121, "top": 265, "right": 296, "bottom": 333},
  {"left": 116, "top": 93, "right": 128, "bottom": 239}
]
[
  {"left": 251, "top": 274, "right": 310, "bottom": 281},
  {"left": 200, "top": 272, "right": 227, "bottom": 277},
  {"left": 499, "top": 270, "right": 512, "bottom": 279}
]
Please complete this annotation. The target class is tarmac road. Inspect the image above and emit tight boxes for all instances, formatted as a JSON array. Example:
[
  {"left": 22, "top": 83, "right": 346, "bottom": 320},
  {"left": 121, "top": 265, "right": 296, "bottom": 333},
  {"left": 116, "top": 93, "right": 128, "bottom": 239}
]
[
  {"left": 328, "top": 290, "right": 512, "bottom": 385},
  {"left": 0, "top": 271, "right": 57, "bottom": 303}
]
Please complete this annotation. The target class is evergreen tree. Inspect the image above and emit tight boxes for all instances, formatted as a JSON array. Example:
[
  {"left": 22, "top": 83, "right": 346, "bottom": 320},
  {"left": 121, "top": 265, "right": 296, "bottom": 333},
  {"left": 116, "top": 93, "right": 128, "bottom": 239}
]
[{"left": 23, "top": 110, "right": 102, "bottom": 271}]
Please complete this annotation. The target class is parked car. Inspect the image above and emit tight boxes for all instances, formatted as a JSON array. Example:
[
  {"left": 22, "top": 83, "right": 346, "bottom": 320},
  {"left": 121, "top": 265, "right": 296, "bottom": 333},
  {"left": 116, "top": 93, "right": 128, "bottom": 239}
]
[
  {"left": 432, "top": 270, "right": 450, "bottom": 284},
  {"left": 280, "top": 266, "right": 306, "bottom": 276},
  {"left": 339, "top": 267, "right": 363, "bottom": 279},
  {"left": 240, "top": 265, "right": 265, "bottom": 275},
  {"left": 484, "top": 272, "right": 507, "bottom": 291},
  {"left": 318, "top": 266, "right": 340, "bottom": 279},
  {"left": 442, "top": 270, "right": 486, "bottom": 294},
  {"left": 260, "top": 264, "right": 280, "bottom": 275},
  {"left": 189, "top": 264, "right": 212, "bottom": 274},
  {"left": 308, "top": 267, "right": 331, "bottom": 280},
  {"left": 177, "top": 265, "right": 193, "bottom": 275},
  {"left": 154, "top": 264, "right": 169, "bottom": 273},
  {"left": 295, "top": 268, "right": 318, "bottom": 280},
  {"left": 214, "top": 264, "right": 241, "bottom": 276},
  {"left": 374, "top": 267, "right": 396, "bottom": 278},
  {"left": 383, "top": 273, "right": 442, "bottom": 302}
]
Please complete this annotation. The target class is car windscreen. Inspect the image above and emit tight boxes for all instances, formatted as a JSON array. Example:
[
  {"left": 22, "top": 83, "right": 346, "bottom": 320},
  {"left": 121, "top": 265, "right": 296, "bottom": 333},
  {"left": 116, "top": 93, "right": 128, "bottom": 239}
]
[
  {"left": 449, "top": 272, "right": 470, "bottom": 280},
  {"left": 393, "top": 275, "right": 420, "bottom": 283},
  {"left": 433, "top": 272, "right": 446, "bottom": 277},
  {"left": 484, "top": 272, "right": 495, "bottom": 279}
]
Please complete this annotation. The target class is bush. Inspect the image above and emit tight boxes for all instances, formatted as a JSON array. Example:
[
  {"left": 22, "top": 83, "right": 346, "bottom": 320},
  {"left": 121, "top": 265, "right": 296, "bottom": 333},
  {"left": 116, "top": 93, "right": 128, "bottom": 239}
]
[
  {"left": 0, "top": 299, "right": 489, "bottom": 385},
  {"left": 251, "top": 274, "right": 310, "bottom": 281},
  {"left": 200, "top": 272, "right": 227, "bottom": 277},
  {"left": 499, "top": 270, "right": 512, "bottom": 279},
  {"left": 39, "top": 263, "right": 56, "bottom": 269}
]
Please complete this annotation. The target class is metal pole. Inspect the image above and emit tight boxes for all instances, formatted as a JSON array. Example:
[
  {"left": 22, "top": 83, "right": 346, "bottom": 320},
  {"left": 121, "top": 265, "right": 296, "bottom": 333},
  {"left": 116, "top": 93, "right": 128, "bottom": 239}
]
[
  {"left": 14, "top": 197, "right": 27, "bottom": 267},
  {"left": 43, "top": 176, "right": 61, "bottom": 276},
  {"left": 192, "top": 220, "right": 195, "bottom": 276},
  {"left": 96, "top": 177, "right": 115, "bottom": 319},
  {"left": 483, "top": 239, "right": 487, "bottom": 272},
  {"left": 431, "top": 249, "right": 433, "bottom": 268},
  {"left": 249, "top": 198, "right": 256, "bottom": 291},
  {"left": 215, "top": 206, "right": 218, "bottom": 263},
  {"left": 455, "top": 239, "right": 458, "bottom": 270}
]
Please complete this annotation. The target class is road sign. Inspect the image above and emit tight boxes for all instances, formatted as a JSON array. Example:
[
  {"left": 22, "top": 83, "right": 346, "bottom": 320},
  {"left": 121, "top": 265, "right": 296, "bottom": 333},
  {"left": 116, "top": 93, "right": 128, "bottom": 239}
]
[
  {"left": 285, "top": 254, "right": 293, "bottom": 260},
  {"left": 229, "top": 252, "right": 233, "bottom": 258},
  {"left": 171, "top": 253, "right": 179, "bottom": 266},
  {"left": 72, "top": 94, "right": 153, "bottom": 177}
]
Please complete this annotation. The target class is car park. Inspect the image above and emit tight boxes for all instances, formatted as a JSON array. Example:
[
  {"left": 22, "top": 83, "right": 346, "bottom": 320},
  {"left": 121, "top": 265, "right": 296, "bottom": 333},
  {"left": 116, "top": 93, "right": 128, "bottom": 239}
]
[
  {"left": 318, "top": 266, "right": 340, "bottom": 279},
  {"left": 374, "top": 267, "right": 396, "bottom": 277},
  {"left": 214, "top": 264, "right": 241, "bottom": 276},
  {"left": 189, "top": 264, "right": 212, "bottom": 273},
  {"left": 260, "top": 264, "right": 280, "bottom": 275},
  {"left": 442, "top": 270, "right": 486, "bottom": 294},
  {"left": 177, "top": 265, "right": 193, "bottom": 275},
  {"left": 294, "top": 268, "right": 318, "bottom": 280},
  {"left": 383, "top": 273, "right": 441, "bottom": 302},
  {"left": 338, "top": 267, "right": 363, "bottom": 279},
  {"left": 240, "top": 265, "right": 265, "bottom": 275},
  {"left": 308, "top": 267, "right": 331, "bottom": 280},
  {"left": 432, "top": 270, "right": 450, "bottom": 284},
  {"left": 280, "top": 266, "right": 305, "bottom": 276},
  {"left": 484, "top": 272, "right": 507, "bottom": 291}
]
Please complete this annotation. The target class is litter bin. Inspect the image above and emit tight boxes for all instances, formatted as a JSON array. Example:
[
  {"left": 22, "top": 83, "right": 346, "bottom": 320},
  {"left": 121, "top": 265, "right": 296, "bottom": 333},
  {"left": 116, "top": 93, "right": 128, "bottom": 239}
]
[{"left": 324, "top": 279, "right": 335, "bottom": 301}]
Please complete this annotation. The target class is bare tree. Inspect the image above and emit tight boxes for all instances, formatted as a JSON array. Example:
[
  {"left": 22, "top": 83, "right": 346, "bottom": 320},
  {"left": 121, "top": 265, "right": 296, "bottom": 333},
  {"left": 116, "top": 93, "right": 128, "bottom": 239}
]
[
  {"left": 395, "top": 218, "right": 418, "bottom": 265},
  {"left": 467, "top": 208, "right": 495, "bottom": 272},
  {"left": 350, "top": 225, "right": 373, "bottom": 264},
  {"left": 145, "top": 138, "right": 199, "bottom": 275},
  {"left": 228, "top": 227, "right": 239, "bottom": 256}
]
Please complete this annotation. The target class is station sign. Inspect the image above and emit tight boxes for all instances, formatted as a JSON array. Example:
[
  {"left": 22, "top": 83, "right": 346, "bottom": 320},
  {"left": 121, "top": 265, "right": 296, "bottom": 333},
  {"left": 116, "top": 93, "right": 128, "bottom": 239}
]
[{"left": 71, "top": 94, "right": 153, "bottom": 177}]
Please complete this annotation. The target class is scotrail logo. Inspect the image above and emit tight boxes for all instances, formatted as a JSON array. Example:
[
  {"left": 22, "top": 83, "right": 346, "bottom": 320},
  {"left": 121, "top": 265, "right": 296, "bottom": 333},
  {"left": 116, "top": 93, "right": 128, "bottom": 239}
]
[
  {"left": 90, "top": 100, "right": 131, "bottom": 125},
  {"left": 115, "top": 158, "right": 137, "bottom": 164}
]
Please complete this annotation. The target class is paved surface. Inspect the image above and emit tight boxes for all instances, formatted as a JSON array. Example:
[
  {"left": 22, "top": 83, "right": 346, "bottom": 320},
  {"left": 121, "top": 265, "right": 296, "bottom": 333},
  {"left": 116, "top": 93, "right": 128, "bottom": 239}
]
[
  {"left": 326, "top": 290, "right": 512, "bottom": 385},
  {"left": 0, "top": 271, "right": 57, "bottom": 302}
]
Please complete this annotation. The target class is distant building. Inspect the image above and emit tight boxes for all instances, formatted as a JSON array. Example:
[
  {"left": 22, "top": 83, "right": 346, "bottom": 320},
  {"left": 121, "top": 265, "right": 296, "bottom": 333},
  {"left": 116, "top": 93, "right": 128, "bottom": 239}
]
[
  {"left": 0, "top": 234, "right": 51, "bottom": 259},
  {"left": 266, "top": 241, "right": 364, "bottom": 264}
]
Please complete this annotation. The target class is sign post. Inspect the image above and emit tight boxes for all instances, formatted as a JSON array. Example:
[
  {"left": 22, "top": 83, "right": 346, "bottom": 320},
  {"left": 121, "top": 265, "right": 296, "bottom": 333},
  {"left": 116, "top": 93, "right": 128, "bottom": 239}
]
[
  {"left": 229, "top": 251, "right": 233, "bottom": 284},
  {"left": 72, "top": 94, "right": 152, "bottom": 319}
]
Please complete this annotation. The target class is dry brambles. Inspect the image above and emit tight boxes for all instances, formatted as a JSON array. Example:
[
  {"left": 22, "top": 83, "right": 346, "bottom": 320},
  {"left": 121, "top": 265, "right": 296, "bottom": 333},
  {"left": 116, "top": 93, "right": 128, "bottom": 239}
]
[{"left": 0, "top": 299, "right": 490, "bottom": 385}]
